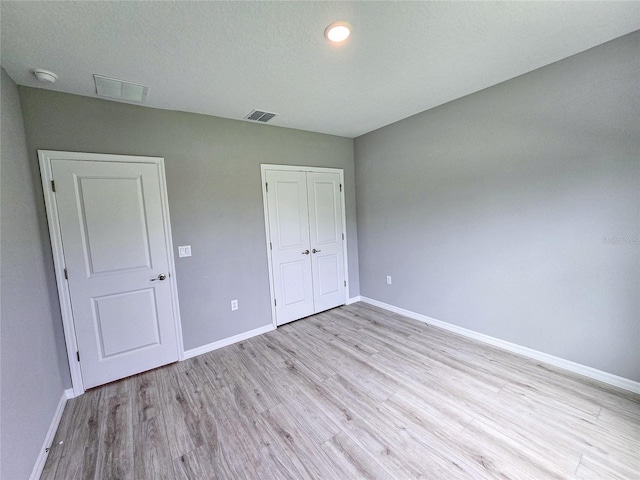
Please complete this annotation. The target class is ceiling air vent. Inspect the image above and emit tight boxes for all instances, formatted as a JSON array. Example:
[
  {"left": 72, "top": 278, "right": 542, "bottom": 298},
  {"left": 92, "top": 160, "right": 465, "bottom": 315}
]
[
  {"left": 94, "top": 75, "right": 149, "bottom": 103},
  {"left": 244, "top": 109, "right": 278, "bottom": 123}
]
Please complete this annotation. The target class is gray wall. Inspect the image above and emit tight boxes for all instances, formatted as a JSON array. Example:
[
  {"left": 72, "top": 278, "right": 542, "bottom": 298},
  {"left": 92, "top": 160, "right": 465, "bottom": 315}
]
[
  {"left": 1, "top": 68, "right": 69, "bottom": 479},
  {"left": 18, "top": 88, "right": 359, "bottom": 351},
  {"left": 354, "top": 32, "right": 640, "bottom": 381}
]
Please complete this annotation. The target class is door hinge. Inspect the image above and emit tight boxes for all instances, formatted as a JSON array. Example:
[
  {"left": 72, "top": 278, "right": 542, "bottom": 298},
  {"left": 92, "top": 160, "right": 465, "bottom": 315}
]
[
  {"left": 51, "top": 180, "right": 56, "bottom": 192},
  {"left": 344, "top": 280, "right": 347, "bottom": 287},
  {"left": 270, "top": 242, "right": 272, "bottom": 250},
  {"left": 64, "top": 268, "right": 68, "bottom": 280},
  {"left": 76, "top": 351, "right": 80, "bottom": 362},
  {"left": 342, "top": 233, "right": 344, "bottom": 240},
  {"left": 265, "top": 182, "right": 268, "bottom": 193},
  {"left": 339, "top": 184, "right": 342, "bottom": 192},
  {"left": 274, "top": 298, "right": 277, "bottom": 306}
]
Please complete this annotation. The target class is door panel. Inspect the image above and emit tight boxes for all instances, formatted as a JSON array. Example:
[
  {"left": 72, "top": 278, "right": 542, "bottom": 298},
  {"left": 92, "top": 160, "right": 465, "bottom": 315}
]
[
  {"left": 316, "top": 254, "right": 340, "bottom": 296},
  {"left": 307, "top": 172, "right": 346, "bottom": 313},
  {"left": 93, "top": 288, "right": 161, "bottom": 357},
  {"left": 310, "top": 179, "right": 340, "bottom": 245},
  {"left": 272, "top": 178, "right": 308, "bottom": 248},
  {"left": 266, "top": 170, "right": 314, "bottom": 325},
  {"left": 280, "top": 261, "right": 311, "bottom": 305},
  {"left": 79, "top": 176, "right": 152, "bottom": 274},
  {"left": 52, "top": 159, "right": 178, "bottom": 388}
]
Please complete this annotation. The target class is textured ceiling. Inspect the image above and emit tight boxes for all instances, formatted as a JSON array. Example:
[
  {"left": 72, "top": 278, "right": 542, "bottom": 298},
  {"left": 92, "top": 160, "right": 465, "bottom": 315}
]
[{"left": 1, "top": 1, "right": 639, "bottom": 138}]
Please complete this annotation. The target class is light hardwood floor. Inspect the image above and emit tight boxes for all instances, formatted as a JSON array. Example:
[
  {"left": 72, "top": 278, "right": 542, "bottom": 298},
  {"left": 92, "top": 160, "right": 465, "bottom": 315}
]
[{"left": 41, "top": 303, "right": 640, "bottom": 479}]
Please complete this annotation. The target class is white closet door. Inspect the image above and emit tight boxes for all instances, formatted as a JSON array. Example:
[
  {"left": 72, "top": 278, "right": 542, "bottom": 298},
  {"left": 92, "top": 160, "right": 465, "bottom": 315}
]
[
  {"left": 266, "top": 170, "right": 315, "bottom": 325},
  {"left": 307, "top": 172, "right": 346, "bottom": 313},
  {"left": 51, "top": 158, "right": 179, "bottom": 388}
]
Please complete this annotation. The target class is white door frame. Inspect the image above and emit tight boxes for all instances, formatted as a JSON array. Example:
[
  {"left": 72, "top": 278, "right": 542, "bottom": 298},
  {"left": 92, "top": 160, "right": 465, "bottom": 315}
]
[
  {"left": 260, "top": 164, "right": 350, "bottom": 328},
  {"left": 39, "top": 150, "right": 184, "bottom": 397}
]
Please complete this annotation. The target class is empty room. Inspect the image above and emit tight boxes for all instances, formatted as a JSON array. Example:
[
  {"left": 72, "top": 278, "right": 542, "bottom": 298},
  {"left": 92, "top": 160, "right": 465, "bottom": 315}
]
[{"left": 1, "top": 1, "right": 638, "bottom": 479}]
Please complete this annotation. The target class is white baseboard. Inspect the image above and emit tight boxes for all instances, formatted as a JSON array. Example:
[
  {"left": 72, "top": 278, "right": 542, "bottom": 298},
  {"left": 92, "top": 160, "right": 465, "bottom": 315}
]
[
  {"left": 64, "top": 387, "right": 79, "bottom": 399},
  {"left": 183, "top": 324, "right": 275, "bottom": 359},
  {"left": 30, "top": 389, "right": 73, "bottom": 480},
  {"left": 359, "top": 297, "right": 640, "bottom": 395},
  {"left": 346, "top": 296, "right": 361, "bottom": 305}
]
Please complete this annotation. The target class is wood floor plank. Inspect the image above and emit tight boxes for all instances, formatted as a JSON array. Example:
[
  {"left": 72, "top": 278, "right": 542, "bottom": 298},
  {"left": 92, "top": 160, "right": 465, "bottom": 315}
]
[
  {"left": 385, "top": 388, "right": 473, "bottom": 434},
  {"left": 216, "top": 342, "right": 282, "bottom": 413},
  {"left": 156, "top": 366, "right": 204, "bottom": 459},
  {"left": 322, "top": 430, "right": 393, "bottom": 480},
  {"left": 261, "top": 403, "right": 342, "bottom": 479},
  {"left": 497, "top": 384, "right": 639, "bottom": 470},
  {"left": 46, "top": 388, "right": 104, "bottom": 480},
  {"left": 40, "top": 396, "right": 78, "bottom": 477},
  {"left": 457, "top": 419, "right": 570, "bottom": 480},
  {"left": 268, "top": 324, "right": 339, "bottom": 381},
  {"left": 41, "top": 303, "right": 640, "bottom": 480},
  {"left": 295, "top": 311, "right": 381, "bottom": 356},
  {"left": 173, "top": 445, "right": 220, "bottom": 480},
  {"left": 213, "top": 385, "right": 302, "bottom": 480},
  {"left": 95, "top": 392, "right": 134, "bottom": 480},
  {"left": 133, "top": 369, "right": 161, "bottom": 425},
  {"left": 188, "top": 386, "right": 257, "bottom": 479},
  {"left": 279, "top": 389, "right": 342, "bottom": 445},
  {"left": 79, "top": 392, "right": 104, "bottom": 480},
  {"left": 248, "top": 332, "right": 329, "bottom": 385},
  {"left": 575, "top": 453, "right": 640, "bottom": 480},
  {"left": 134, "top": 415, "right": 174, "bottom": 479},
  {"left": 597, "top": 405, "right": 640, "bottom": 440},
  {"left": 324, "top": 373, "right": 496, "bottom": 479},
  {"left": 195, "top": 351, "right": 234, "bottom": 391}
]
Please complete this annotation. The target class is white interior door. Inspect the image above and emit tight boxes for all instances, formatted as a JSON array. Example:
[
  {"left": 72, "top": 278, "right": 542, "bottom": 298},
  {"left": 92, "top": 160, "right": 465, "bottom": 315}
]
[
  {"left": 307, "top": 172, "right": 346, "bottom": 313},
  {"left": 265, "top": 168, "right": 346, "bottom": 326},
  {"left": 50, "top": 156, "right": 179, "bottom": 389},
  {"left": 266, "top": 170, "right": 315, "bottom": 325}
]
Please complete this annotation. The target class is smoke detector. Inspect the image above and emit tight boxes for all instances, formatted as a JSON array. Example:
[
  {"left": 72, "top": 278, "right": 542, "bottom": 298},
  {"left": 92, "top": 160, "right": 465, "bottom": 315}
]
[
  {"left": 244, "top": 109, "right": 278, "bottom": 123},
  {"left": 31, "top": 69, "right": 58, "bottom": 83}
]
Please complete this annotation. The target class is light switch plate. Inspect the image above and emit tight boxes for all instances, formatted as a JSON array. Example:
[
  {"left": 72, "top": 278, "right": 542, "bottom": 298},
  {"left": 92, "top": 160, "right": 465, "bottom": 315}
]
[{"left": 178, "top": 245, "right": 192, "bottom": 257}]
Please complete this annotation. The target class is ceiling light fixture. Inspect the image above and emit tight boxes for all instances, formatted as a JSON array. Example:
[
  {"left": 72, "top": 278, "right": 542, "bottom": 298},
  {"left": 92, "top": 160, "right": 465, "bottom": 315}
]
[
  {"left": 324, "top": 21, "right": 351, "bottom": 43},
  {"left": 31, "top": 68, "right": 58, "bottom": 83}
]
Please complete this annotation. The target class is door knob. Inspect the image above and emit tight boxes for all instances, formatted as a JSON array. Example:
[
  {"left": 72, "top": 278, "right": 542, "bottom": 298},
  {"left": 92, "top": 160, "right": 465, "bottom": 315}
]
[
  {"left": 151, "top": 273, "right": 167, "bottom": 281},
  {"left": 312, "top": 249, "right": 321, "bottom": 254},
  {"left": 302, "top": 250, "right": 310, "bottom": 255}
]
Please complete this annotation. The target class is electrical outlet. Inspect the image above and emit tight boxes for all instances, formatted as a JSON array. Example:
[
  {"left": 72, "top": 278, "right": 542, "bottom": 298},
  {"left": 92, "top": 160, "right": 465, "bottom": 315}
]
[
  {"left": 178, "top": 245, "right": 192, "bottom": 257},
  {"left": 386, "top": 275, "right": 392, "bottom": 285},
  {"left": 231, "top": 299, "right": 238, "bottom": 311}
]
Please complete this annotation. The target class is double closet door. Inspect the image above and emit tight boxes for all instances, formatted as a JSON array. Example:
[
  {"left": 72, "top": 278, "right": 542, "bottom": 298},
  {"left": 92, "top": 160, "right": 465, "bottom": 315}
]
[{"left": 265, "top": 168, "right": 346, "bottom": 326}]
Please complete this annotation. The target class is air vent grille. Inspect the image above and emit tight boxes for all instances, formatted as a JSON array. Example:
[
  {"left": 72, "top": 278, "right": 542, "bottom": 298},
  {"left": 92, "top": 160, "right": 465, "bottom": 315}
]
[
  {"left": 94, "top": 75, "right": 148, "bottom": 103},
  {"left": 244, "top": 109, "right": 278, "bottom": 123}
]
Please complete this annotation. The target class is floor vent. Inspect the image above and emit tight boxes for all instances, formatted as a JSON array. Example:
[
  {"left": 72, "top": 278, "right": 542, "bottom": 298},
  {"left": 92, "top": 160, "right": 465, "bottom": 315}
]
[{"left": 244, "top": 109, "right": 278, "bottom": 123}]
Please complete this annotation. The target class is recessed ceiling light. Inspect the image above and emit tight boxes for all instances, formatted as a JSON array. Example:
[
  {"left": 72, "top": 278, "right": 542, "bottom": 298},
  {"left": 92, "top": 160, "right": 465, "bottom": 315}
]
[
  {"left": 31, "top": 68, "right": 58, "bottom": 83},
  {"left": 324, "top": 21, "right": 351, "bottom": 43}
]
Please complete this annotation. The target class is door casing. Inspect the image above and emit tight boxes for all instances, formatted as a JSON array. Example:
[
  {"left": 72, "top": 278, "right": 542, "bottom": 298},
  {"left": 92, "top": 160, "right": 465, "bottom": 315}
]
[
  {"left": 39, "top": 150, "right": 184, "bottom": 397},
  {"left": 261, "top": 164, "right": 351, "bottom": 328}
]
